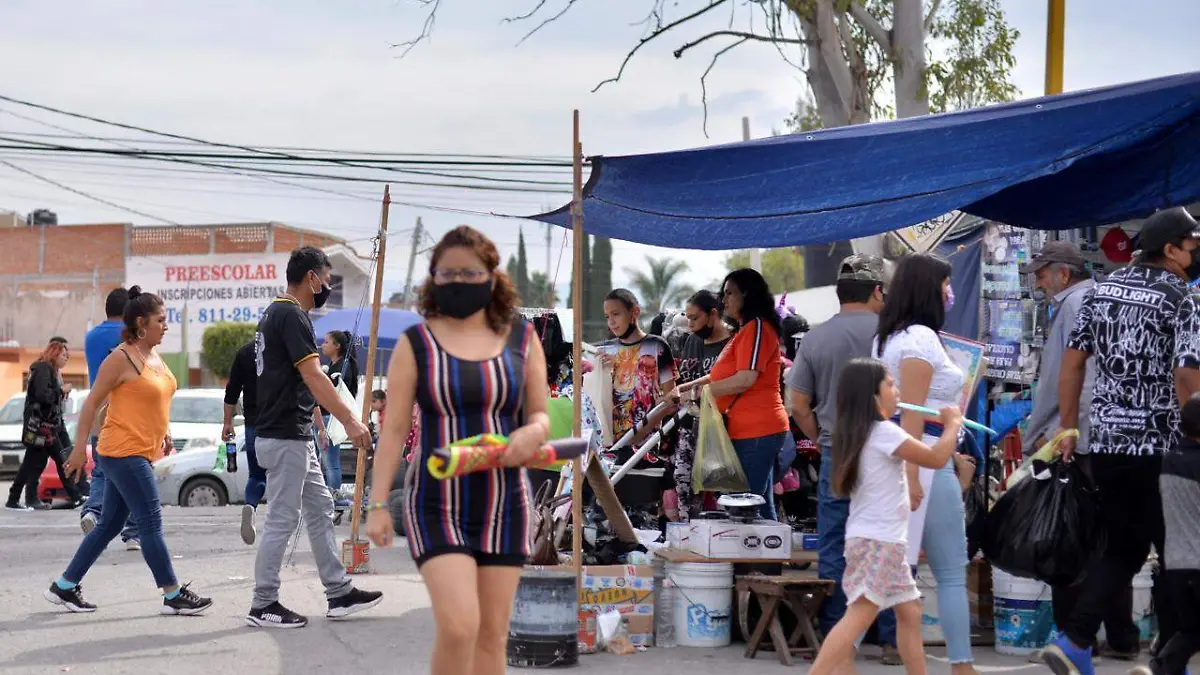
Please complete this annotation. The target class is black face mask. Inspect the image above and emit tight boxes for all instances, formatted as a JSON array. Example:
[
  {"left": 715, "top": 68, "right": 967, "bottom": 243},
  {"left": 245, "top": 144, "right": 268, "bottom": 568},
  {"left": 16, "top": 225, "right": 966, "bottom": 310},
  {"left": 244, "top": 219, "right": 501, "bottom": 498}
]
[
  {"left": 694, "top": 324, "right": 714, "bottom": 340},
  {"left": 433, "top": 281, "right": 492, "bottom": 319},
  {"left": 1187, "top": 247, "right": 1200, "bottom": 281},
  {"left": 617, "top": 323, "right": 638, "bottom": 341},
  {"left": 312, "top": 280, "right": 333, "bottom": 309}
]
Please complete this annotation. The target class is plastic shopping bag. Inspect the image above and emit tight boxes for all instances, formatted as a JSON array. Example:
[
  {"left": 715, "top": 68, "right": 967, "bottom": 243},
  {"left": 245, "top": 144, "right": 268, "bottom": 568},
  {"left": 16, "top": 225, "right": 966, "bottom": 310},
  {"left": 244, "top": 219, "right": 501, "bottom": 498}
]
[
  {"left": 982, "top": 458, "right": 1104, "bottom": 587},
  {"left": 322, "top": 377, "right": 359, "bottom": 447},
  {"left": 693, "top": 386, "right": 749, "bottom": 493}
]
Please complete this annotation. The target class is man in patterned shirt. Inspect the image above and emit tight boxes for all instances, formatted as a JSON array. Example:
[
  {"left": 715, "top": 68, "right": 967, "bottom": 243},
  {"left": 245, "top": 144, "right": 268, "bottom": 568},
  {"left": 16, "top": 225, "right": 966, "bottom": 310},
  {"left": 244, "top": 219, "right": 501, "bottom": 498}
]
[{"left": 1045, "top": 208, "right": 1200, "bottom": 675}]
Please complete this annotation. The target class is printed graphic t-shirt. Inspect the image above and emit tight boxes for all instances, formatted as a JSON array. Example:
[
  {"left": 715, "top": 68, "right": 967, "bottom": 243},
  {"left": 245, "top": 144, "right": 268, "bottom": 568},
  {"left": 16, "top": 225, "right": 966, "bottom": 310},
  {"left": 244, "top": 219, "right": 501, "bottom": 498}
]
[
  {"left": 678, "top": 333, "right": 731, "bottom": 388},
  {"left": 1067, "top": 264, "right": 1200, "bottom": 456},
  {"left": 603, "top": 334, "right": 677, "bottom": 446},
  {"left": 846, "top": 420, "right": 912, "bottom": 545},
  {"left": 255, "top": 297, "right": 321, "bottom": 440}
]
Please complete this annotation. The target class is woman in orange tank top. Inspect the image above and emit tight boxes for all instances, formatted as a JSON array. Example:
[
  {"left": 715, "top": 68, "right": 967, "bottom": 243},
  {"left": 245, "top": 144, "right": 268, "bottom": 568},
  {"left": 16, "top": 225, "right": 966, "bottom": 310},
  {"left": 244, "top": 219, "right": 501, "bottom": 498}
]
[{"left": 44, "top": 287, "right": 212, "bottom": 616}]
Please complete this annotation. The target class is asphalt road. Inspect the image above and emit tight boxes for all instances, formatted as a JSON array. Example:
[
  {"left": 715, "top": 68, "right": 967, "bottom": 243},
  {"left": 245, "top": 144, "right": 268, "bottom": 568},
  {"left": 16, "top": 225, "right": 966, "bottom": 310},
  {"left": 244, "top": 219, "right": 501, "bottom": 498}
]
[{"left": 0, "top": 480, "right": 1152, "bottom": 675}]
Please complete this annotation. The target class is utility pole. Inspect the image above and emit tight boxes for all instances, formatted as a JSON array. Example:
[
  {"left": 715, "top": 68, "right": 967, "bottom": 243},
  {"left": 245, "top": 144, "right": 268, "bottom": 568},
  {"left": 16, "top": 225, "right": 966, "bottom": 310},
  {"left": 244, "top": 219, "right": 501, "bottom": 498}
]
[
  {"left": 743, "top": 117, "right": 763, "bottom": 274},
  {"left": 401, "top": 217, "right": 423, "bottom": 308},
  {"left": 1045, "top": 0, "right": 1065, "bottom": 95}
]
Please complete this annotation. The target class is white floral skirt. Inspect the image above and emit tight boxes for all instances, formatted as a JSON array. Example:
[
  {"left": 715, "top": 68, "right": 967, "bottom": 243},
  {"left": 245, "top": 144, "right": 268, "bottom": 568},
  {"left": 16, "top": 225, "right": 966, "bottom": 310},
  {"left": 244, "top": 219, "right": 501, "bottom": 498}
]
[{"left": 843, "top": 537, "right": 921, "bottom": 610}]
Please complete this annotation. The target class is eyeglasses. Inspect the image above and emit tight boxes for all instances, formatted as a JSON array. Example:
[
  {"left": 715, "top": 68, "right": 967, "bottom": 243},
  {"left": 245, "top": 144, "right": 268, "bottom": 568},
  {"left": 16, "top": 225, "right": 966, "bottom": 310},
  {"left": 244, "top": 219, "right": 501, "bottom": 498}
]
[{"left": 433, "top": 268, "right": 490, "bottom": 284}]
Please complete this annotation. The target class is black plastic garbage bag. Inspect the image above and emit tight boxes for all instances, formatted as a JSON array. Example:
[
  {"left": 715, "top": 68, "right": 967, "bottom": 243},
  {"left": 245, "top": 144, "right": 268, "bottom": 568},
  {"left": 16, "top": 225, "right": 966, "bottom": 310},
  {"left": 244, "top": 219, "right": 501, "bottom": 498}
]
[{"left": 982, "top": 459, "right": 1105, "bottom": 587}]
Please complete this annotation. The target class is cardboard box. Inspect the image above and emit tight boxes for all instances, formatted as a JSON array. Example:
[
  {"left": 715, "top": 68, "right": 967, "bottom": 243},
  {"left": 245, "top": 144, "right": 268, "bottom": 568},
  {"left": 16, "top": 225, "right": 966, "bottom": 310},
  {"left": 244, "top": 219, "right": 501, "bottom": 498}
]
[
  {"left": 686, "top": 520, "right": 791, "bottom": 560},
  {"left": 527, "top": 564, "right": 656, "bottom": 647}
]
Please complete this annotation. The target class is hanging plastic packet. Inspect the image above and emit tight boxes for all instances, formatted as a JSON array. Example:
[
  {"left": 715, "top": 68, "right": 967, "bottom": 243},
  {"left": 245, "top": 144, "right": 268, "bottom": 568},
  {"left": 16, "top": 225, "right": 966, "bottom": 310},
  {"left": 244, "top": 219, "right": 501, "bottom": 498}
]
[
  {"left": 693, "top": 387, "right": 749, "bottom": 493},
  {"left": 1004, "top": 429, "right": 1078, "bottom": 490}
]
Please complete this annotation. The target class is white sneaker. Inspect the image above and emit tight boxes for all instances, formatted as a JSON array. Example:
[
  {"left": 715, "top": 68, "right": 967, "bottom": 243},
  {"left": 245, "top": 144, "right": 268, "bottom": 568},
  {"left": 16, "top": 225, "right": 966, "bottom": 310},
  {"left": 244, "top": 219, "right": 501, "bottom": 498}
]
[
  {"left": 80, "top": 513, "right": 97, "bottom": 534},
  {"left": 125, "top": 538, "right": 141, "bottom": 551},
  {"left": 240, "top": 504, "right": 256, "bottom": 545}
]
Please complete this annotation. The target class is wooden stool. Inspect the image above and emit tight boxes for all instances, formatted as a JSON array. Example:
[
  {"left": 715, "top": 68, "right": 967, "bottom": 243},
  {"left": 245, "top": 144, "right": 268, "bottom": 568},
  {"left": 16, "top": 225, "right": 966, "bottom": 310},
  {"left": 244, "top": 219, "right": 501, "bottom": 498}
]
[{"left": 736, "top": 574, "right": 834, "bottom": 666}]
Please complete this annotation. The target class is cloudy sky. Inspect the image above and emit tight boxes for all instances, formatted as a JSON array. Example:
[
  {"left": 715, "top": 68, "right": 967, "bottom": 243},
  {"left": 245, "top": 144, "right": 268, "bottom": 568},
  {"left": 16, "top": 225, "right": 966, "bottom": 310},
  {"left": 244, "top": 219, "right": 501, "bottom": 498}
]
[{"left": 2, "top": 0, "right": 1199, "bottom": 300}]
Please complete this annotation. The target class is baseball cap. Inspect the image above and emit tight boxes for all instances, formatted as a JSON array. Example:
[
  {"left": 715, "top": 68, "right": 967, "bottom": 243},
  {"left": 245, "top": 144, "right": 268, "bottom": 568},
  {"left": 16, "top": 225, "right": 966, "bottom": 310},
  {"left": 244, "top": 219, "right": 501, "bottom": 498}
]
[
  {"left": 1099, "top": 227, "right": 1133, "bottom": 263},
  {"left": 837, "top": 254, "right": 887, "bottom": 283},
  {"left": 1019, "top": 241, "right": 1086, "bottom": 275},
  {"left": 1135, "top": 207, "right": 1200, "bottom": 257}
]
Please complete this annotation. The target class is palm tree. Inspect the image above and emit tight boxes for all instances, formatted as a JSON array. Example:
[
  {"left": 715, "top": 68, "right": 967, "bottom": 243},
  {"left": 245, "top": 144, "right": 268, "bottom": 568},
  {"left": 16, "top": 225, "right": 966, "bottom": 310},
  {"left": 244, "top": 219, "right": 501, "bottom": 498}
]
[{"left": 623, "top": 257, "right": 692, "bottom": 313}]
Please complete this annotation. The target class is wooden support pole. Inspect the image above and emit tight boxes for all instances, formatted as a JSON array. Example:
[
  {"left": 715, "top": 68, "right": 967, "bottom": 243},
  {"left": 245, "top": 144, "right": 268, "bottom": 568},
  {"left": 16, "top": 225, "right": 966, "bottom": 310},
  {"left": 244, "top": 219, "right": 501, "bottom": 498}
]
[
  {"left": 350, "top": 185, "right": 391, "bottom": 544},
  {"left": 1045, "top": 0, "right": 1065, "bottom": 95},
  {"left": 570, "top": 111, "right": 585, "bottom": 590}
]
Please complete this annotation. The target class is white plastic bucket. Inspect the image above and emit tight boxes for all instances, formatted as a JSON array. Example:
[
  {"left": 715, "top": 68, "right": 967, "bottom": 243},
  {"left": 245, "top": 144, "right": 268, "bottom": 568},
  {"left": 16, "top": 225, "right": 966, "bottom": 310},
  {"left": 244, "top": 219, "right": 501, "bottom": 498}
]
[
  {"left": 1096, "top": 557, "right": 1156, "bottom": 644},
  {"left": 667, "top": 562, "right": 734, "bottom": 647},
  {"left": 992, "top": 568, "right": 1054, "bottom": 655},
  {"left": 915, "top": 564, "right": 944, "bottom": 645}
]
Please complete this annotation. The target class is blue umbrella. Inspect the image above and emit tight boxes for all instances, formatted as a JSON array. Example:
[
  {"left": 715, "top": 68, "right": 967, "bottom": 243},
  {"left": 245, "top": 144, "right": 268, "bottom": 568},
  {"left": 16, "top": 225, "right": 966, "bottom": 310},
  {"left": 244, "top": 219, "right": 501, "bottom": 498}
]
[{"left": 311, "top": 308, "right": 423, "bottom": 375}]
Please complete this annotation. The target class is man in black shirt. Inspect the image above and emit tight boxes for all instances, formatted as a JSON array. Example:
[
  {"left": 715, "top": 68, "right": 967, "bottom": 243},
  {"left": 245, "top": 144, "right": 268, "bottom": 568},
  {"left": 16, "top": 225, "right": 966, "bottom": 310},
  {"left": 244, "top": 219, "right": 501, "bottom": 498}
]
[
  {"left": 1047, "top": 208, "right": 1200, "bottom": 675},
  {"left": 223, "top": 340, "right": 267, "bottom": 546},
  {"left": 247, "top": 247, "right": 381, "bottom": 629}
]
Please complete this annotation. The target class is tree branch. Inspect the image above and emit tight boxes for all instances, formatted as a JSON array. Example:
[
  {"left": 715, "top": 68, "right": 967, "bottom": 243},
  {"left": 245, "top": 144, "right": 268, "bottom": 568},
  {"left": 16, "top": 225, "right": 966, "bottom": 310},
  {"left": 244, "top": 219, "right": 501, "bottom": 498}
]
[
  {"left": 848, "top": 2, "right": 893, "bottom": 57},
  {"left": 391, "top": 0, "right": 443, "bottom": 57},
  {"left": 504, "top": 0, "right": 551, "bottom": 24},
  {"left": 701, "top": 37, "right": 750, "bottom": 138},
  {"left": 513, "top": 0, "right": 582, "bottom": 46},
  {"left": 924, "top": 0, "right": 944, "bottom": 32},
  {"left": 591, "top": 0, "right": 732, "bottom": 92},
  {"left": 673, "top": 30, "right": 811, "bottom": 59}
]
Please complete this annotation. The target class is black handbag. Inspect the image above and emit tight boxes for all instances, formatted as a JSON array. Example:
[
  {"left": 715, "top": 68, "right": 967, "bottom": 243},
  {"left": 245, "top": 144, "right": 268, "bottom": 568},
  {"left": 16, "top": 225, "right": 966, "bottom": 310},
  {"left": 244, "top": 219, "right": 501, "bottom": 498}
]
[{"left": 21, "top": 414, "right": 54, "bottom": 447}]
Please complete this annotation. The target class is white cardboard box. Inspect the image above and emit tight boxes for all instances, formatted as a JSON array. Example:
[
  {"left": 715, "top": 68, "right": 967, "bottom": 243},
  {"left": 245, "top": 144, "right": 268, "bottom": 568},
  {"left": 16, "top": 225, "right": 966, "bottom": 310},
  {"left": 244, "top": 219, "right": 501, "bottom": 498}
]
[{"left": 685, "top": 520, "right": 791, "bottom": 560}]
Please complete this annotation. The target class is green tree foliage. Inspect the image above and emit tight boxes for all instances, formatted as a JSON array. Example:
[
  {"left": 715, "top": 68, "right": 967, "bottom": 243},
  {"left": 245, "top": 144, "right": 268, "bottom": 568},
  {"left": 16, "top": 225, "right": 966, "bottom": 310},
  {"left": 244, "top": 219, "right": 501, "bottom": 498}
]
[
  {"left": 927, "top": 0, "right": 1020, "bottom": 113},
  {"left": 516, "top": 229, "right": 532, "bottom": 302},
  {"left": 624, "top": 257, "right": 693, "bottom": 313},
  {"left": 200, "top": 322, "right": 257, "bottom": 380},
  {"left": 724, "top": 248, "right": 807, "bottom": 293},
  {"left": 529, "top": 271, "right": 559, "bottom": 306}
]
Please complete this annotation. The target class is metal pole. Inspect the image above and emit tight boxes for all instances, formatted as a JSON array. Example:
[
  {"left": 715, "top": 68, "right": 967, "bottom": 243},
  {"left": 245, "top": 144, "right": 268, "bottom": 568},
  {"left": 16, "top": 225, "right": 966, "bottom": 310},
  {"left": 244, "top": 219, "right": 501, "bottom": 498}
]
[
  {"left": 1045, "top": 0, "right": 1066, "bottom": 95},
  {"left": 402, "top": 217, "right": 422, "bottom": 308},
  {"left": 743, "top": 117, "right": 763, "bottom": 273},
  {"left": 571, "top": 111, "right": 585, "bottom": 595}
]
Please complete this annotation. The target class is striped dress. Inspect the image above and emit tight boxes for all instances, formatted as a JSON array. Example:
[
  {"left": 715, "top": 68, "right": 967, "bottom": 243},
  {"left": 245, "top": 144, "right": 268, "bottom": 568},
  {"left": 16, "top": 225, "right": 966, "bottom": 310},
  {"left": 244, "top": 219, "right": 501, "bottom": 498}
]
[{"left": 402, "top": 319, "right": 534, "bottom": 565}]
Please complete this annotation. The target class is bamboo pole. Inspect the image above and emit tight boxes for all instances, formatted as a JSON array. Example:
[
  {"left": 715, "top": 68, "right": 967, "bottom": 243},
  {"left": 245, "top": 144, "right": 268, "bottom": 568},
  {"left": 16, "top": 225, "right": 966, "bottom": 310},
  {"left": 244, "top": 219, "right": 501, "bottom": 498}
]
[
  {"left": 571, "top": 111, "right": 585, "bottom": 592},
  {"left": 1045, "top": 0, "right": 1065, "bottom": 95},
  {"left": 350, "top": 185, "right": 391, "bottom": 545}
]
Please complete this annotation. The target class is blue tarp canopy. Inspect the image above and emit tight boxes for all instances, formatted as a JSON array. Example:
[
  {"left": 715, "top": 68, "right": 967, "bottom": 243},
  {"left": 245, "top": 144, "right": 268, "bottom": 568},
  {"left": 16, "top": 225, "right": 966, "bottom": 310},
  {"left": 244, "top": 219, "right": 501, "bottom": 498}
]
[
  {"left": 311, "top": 308, "right": 422, "bottom": 375},
  {"left": 531, "top": 72, "right": 1200, "bottom": 249}
]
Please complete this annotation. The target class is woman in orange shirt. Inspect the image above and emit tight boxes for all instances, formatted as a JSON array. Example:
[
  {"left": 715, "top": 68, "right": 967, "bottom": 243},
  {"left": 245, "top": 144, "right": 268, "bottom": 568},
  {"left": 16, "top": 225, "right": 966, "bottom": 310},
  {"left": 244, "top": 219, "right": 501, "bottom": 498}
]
[
  {"left": 46, "top": 286, "right": 211, "bottom": 616},
  {"left": 680, "top": 268, "right": 789, "bottom": 519}
]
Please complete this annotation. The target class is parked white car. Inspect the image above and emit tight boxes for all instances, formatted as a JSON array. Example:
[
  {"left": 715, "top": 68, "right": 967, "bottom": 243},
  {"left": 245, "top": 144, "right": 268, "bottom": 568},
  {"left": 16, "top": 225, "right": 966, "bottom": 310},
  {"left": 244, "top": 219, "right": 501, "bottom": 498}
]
[
  {"left": 0, "top": 389, "right": 89, "bottom": 476},
  {"left": 153, "top": 388, "right": 245, "bottom": 507}
]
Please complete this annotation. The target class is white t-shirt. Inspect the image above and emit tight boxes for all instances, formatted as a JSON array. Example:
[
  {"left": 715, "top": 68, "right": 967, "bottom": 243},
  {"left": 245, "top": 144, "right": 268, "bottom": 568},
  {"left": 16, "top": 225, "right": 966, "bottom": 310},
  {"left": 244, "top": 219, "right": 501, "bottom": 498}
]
[{"left": 846, "top": 420, "right": 913, "bottom": 545}]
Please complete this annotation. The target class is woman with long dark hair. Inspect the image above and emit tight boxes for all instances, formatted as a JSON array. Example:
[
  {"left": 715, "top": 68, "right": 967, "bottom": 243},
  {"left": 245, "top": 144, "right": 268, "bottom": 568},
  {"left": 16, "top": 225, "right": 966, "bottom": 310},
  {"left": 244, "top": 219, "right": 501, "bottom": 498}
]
[
  {"left": 683, "top": 269, "right": 789, "bottom": 519},
  {"left": 6, "top": 339, "right": 84, "bottom": 510},
  {"left": 873, "top": 253, "right": 977, "bottom": 674},
  {"left": 47, "top": 287, "right": 211, "bottom": 615},
  {"left": 315, "top": 329, "right": 359, "bottom": 498},
  {"left": 673, "top": 290, "right": 733, "bottom": 520},
  {"left": 366, "top": 225, "right": 550, "bottom": 675}
]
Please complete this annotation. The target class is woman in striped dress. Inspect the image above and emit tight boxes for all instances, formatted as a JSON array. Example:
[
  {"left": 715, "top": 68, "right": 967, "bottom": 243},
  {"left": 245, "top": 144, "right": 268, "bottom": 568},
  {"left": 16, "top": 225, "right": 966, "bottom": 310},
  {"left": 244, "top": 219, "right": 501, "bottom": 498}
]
[{"left": 367, "top": 225, "right": 550, "bottom": 675}]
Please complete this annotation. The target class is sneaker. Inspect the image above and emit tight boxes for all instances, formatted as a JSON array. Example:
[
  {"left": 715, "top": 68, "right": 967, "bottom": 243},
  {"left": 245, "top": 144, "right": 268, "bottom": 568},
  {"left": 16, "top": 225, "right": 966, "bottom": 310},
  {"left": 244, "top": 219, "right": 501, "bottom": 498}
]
[
  {"left": 28, "top": 502, "right": 50, "bottom": 511},
  {"left": 880, "top": 645, "right": 902, "bottom": 666},
  {"left": 5, "top": 502, "right": 31, "bottom": 511},
  {"left": 80, "top": 512, "right": 97, "bottom": 534},
  {"left": 161, "top": 584, "right": 212, "bottom": 616},
  {"left": 45, "top": 583, "right": 97, "bottom": 613},
  {"left": 1044, "top": 637, "right": 1096, "bottom": 675},
  {"left": 125, "top": 538, "right": 141, "bottom": 551},
  {"left": 240, "top": 504, "right": 256, "bottom": 545},
  {"left": 333, "top": 498, "right": 353, "bottom": 508},
  {"left": 246, "top": 601, "right": 308, "bottom": 629},
  {"left": 326, "top": 587, "right": 384, "bottom": 619},
  {"left": 1029, "top": 649, "right": 1045, "bottom": 664}
]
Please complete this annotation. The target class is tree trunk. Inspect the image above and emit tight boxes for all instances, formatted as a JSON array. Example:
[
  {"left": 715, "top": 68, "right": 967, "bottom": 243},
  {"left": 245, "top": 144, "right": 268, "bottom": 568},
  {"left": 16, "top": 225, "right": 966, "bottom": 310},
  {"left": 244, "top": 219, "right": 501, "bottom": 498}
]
[
  {"left": 790, "top": 0, "right": 865, "bottom": 128},
  {"left": 891, "top": 0, "right": 930, "bottom": 118}
]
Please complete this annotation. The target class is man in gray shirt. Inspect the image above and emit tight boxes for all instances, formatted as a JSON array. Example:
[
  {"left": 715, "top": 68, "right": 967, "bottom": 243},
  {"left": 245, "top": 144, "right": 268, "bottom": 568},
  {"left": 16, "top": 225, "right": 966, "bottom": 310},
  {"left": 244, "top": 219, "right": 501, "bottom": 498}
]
[
  {"left": 1019, "top": 241, "right": 1138, "bottom": 660},
  {"left": 786, "top": 254, "right": 896, "bottom": 656}
]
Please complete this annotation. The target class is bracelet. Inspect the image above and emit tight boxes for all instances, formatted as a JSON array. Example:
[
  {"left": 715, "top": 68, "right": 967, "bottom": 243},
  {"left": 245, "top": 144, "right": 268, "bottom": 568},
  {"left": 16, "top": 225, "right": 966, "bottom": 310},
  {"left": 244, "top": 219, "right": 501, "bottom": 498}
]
[{"left": 366, "top": 501, "right": 388, "bottom": 512}]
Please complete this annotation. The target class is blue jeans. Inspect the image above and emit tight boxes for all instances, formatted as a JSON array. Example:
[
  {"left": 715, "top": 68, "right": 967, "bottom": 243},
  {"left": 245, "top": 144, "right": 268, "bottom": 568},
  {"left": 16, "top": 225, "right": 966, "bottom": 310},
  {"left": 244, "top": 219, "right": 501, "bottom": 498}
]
[
  {"left": 731, "top": 432, "right": 785, "bottom": 520},
  {"left": 81, "top": 438, "right": 137, "bottom": 542},
  {"left": 920, "top": 459, "right": 974, "bottom": 664},
  {"left": 243, "top": 425, "right": 267, "bottom": 508},
  {"left": 817, "top": 446, "right": 898, "bottom": 645},
  {"left": 320, "top": 415, "right": 342, "bottom": 492},
  {"left": 64, "top": 454, "right": 177, "bottom": 588}
]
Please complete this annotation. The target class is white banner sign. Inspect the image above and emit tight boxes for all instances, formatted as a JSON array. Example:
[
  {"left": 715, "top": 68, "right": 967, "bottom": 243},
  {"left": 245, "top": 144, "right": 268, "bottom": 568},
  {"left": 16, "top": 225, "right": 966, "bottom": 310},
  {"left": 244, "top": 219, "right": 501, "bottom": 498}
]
[
  {"left": 894, "top": 211, "right": 964, "bottom": 254},
  {"left": 125, "top": 254, "right": 291, "bottom": 354}
]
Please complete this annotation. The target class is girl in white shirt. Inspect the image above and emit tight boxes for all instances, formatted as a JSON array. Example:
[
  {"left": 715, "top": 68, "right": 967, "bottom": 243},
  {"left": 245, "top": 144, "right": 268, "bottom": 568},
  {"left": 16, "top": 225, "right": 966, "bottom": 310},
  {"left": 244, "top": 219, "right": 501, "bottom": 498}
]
[{"left": 808, "top": 357, "right": 962, "bottom": 675}]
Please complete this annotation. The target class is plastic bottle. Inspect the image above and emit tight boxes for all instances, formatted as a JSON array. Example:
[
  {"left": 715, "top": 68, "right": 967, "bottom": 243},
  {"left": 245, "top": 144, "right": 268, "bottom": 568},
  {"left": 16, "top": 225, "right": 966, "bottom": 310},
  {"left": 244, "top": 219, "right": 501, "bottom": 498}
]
[{"left": 226, "top": 440, "right": 238, "bottom": 472}]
